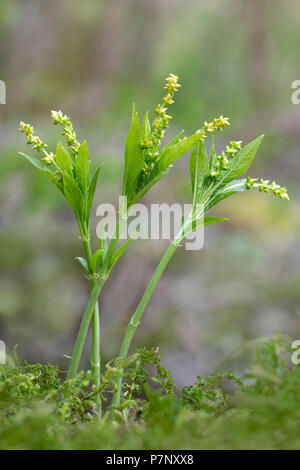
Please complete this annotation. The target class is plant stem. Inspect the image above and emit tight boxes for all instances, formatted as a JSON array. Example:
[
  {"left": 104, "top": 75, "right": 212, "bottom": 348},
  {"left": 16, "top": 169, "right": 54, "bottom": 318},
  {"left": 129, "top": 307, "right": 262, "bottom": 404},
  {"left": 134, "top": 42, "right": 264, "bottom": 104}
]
[
  {"left": 81, "top": 237, "right": 102, "bottom": 413},
  {"left": 112, "top": 240, "right": 178, "bottom": 407},
  {"left": 91, "top": 299, "right": 101, "bottom": 412},
  {"left": 67, "top": 218, "right": 123, "bottom": 391},
  {"left": 67, "top": 273, "right": 106, "bottom": 383}
]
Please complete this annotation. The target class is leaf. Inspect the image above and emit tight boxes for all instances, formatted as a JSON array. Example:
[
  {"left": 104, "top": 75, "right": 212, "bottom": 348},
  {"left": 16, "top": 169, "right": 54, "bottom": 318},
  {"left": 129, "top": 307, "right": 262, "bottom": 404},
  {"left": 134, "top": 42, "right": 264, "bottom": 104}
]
[
  {"left": 19, "top": 152, "right": 54, "bottom": 176},
  {"left": 164, "top": 129, "right": 185, "bottom": 148},
  {"left": 132, "top": 132, "right": 201, "bottom": 205},
  {"left": 189, "top": 141, "right": 209, "bottom": 207},
  {"left": 90, "top": 249, "right": 103, "bottom": 273},
  {"left": 75, "top": 256, "right": 89, "bottom": 273},
  {"left": 75, "top": 140, "right": 91, "bottom": 195},
  {"left": 203, "top": 215, "right": 228, "bottom": 226},
  {"left": 142, "top": 112, "right": 151, "bottom": 140},
  {"left": 109, "top": 235, "right": 136, "bottom": 271},
  {"left": 19, "top": 151, "right": 64, "bottom": 191},
  {"left": 131, "top": 168, "right": 169, "bottom": 205},
  {"left": 184, "top": 215, "right": 228, "bottom": 237},
  {"left": 122, "top": 110, "right": 144, "bottom": 200},
  {"left": 87, "top": 166, "right": 101, "bottom": 221},
  {"left": 100, "top": 236, "right": 108, "bottom": 263},
  {"left": 157, "top": 133, "right": 201, "bottom": 174},
  {"left": 221, "top": 135, "right": 264, "bottom": 184},
  {"left": 98, "top": 219, "right": 108, "bottom": 261},
  {"left": 63, "top": 171, "right": 84, "bottom": 222},
  {"left": 205, "top": 179, "right": 247, "bottom": 211},
  {"left": 209, "top": 136, "right": 217, "bottom": 170},
  {"left": 55, "top": 143, "right": 73, "bottom": 174}
]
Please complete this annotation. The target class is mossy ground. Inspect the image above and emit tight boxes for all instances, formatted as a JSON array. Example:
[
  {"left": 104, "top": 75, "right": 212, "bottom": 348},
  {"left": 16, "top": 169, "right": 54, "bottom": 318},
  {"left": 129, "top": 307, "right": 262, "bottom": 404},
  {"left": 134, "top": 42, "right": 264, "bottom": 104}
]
[{"left": 0, "top": 334, "right": 299, "bottom": 450}]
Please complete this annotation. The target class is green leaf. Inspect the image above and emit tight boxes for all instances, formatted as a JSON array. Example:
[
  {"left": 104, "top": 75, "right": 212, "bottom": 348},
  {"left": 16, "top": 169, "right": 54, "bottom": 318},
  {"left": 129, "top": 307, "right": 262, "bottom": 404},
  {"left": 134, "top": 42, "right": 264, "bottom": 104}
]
[
  {"left": 100, "top": 237, "right": 108, "bottom": 263},
  {"left": 132, "top": 133, "right": 201, "bottom": 205},
  {"left": 142, "top": 112, "right": 151, "bottom": 140},
  {"left": 98, "top": 219, "right": 108, "bottom": 261},
  {"left": 108, "top": 230, "right": 140, "bottom": 271},
  {"left": 75, "top": 256, "right": 89, "bottom": 273},
  {"left": 189, "top": 141, "right": 209, "bottom": 207},
  {"left": 109, "top": 239, "right": 132, "bottom": 271},
  {"left": 122, "top": 110, "right": 144, "bottom": 200},
  {"left": 205, "top": 179, "right": 247, "bottom": 211},
  {"left": 87, "top": 166, "right": 101, "bottom": 220},
  {"left": 75, "top": 141, "right": 91, "bottom": 195},
  {"left": 209, "top": 136, "right": 217, "bottom": 170},
  {"left": 55, "top": 143, "right": 73, "bottom": 174},
  {"left": 19, "top": 151, "right": 64, "bottom": 191},
  {"left": 165, "top": 129, "right": 185, "bottom": 147},
  {"left": 63, "top": 171, "right": 84, "bottom": 222},
  {"left": 131, "top": 168, "right": 169, "bottom": 205},
  {"left": 19, "top": 152, "right": 54, "bottom": 176},
  {"left": 157, "top": 133, "right": 201, "bottom": 174},
  {"left": 184, "top": 215, "right": 228, "bottom": 237},
  {"left": 221, "top": 135, "right": 264, "bottom": 184},
  {"left": 203, "top": 215, "right": 228, "bottom": 226},
  {"left": 90, "top": 249, "right": 103, "bottom": 273}
]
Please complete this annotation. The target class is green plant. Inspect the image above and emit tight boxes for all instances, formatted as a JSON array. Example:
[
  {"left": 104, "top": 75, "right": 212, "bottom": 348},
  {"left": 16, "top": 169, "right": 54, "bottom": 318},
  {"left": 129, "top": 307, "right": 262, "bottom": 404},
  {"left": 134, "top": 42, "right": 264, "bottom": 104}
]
[
  {"left": 19, "top": 74, "right": 289, "bottom": 414},
  {"left": 1, "top": 335, "right": 299, "bottom": 450},
  {"left": 19, "top": 114, "right": 104, "bottom": 413}
]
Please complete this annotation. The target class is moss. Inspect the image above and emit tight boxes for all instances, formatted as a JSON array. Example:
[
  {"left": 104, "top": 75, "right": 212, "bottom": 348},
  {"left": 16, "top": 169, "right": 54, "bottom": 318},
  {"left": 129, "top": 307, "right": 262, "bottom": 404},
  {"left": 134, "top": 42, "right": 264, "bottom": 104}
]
[{"left": 0, "top": 334, "right": 299, "bottom": 449}]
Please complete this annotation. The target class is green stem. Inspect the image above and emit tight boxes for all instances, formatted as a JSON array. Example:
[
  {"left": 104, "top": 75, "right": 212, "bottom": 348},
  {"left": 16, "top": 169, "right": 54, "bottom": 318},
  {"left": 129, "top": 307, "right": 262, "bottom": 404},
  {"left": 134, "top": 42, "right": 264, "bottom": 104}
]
[
  {"left": 81, "top": 236, "right": 102, "bottom": 414},
  {"left": 112, "top": 240, "right": 179, "bottom": 407},
  {"left": 67, "top": 273, "right": 106, "bottom": 383},
  {"left": 67, "top": 217, "right": 123, "bottom": 385},
  {"left": 91, "top": 300, "right": 101, "bottom": 410}
]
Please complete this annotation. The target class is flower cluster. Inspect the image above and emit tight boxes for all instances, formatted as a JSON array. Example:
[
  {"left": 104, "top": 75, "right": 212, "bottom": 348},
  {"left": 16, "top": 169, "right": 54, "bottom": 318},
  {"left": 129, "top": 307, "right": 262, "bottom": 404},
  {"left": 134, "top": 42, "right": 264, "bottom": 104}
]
[
  {"left": 19, "top": 111, "right": 80, "bottom": 170},
  {"left": 209, "top": 139, "right": 242, "bottom": 179},
  {"left": 152, "top": 74, "right": 180, "bottom": 139},
  {"left": 203, "top": 115, "right": 230, "bottom": 135},
  {"left": 51, "top": 110, "right": 80, "bottom": 153},
  {"left": 140, "top": 74, "right": 181, "bottom": 173},
  {"left": 246, "top": 176, "right": 289, "bottom": 200},
  {"left": 19, "top": 121, "right": 48, "bottom": 152},
  {"left": 140, "top": 74, "right": 231, "bottom": 177}
]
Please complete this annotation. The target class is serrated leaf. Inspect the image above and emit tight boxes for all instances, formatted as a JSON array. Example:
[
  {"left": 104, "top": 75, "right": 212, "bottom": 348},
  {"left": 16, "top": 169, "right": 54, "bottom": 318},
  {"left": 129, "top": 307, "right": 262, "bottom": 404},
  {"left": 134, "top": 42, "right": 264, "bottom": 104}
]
[
  {"left": 75, "top": 140, "right": 91, "bottom": 195},
  {"left": 56, "top": 143, "right": 73, "bottom": 174},
  {"left": 63, "top": 171, "right": 84, "bottom": 222},
  {"left": 131, "top": 133, "right": 201, "bottom": 205},
  {"left": 122, "top": 110, "right": 144, "bottom": 200},
  {"left": 205, "top": 179, "right": 247, "bottom": 211},
  {"left": 157, "top": 133, "right": 201, "bottom": 174},
  {"left": 221, "top": 135, "right": 264, "bottom": 184},
  {"left": 189, "top": 141, "right": 209, "bottom": 208},
  {"left": 75, "top": 256, "right": 89, "bottom": 273}
]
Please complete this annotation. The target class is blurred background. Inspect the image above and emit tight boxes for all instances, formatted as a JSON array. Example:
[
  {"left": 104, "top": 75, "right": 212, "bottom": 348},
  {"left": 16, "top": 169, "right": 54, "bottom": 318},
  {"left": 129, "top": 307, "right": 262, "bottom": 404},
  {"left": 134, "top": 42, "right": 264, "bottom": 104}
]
[{"left": 0, "top": 0, "right": 299, "bottom": 386}]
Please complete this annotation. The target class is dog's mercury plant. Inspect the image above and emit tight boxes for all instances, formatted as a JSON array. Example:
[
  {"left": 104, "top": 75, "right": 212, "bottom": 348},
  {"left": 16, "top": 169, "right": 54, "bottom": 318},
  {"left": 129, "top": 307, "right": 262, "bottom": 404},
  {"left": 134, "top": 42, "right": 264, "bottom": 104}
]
[
  {"left": 20, "top": 115, "right": 103, "bottom": 413},
  {"left": 19, "top": 74, "right": 289, "bottom": 416}
]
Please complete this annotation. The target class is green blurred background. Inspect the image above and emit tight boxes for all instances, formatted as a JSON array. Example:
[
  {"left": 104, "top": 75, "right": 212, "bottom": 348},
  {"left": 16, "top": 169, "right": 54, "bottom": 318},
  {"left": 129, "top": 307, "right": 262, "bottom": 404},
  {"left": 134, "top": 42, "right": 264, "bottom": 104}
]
[{"left": 0, "top": 0, "right": 299, "bottom": 386}]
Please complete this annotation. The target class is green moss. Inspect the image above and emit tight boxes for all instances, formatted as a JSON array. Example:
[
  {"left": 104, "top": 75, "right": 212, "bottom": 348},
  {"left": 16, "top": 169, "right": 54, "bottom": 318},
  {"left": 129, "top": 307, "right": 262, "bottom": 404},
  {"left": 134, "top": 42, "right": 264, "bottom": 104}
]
[{"left": 0, "top": 334, "right": 299, "bottom": 449}]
